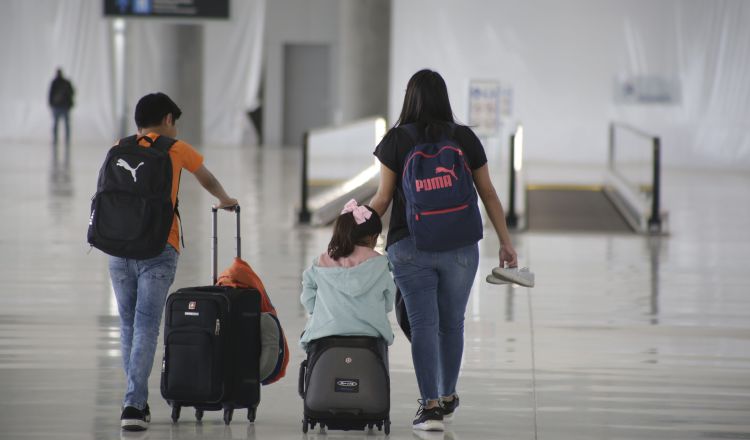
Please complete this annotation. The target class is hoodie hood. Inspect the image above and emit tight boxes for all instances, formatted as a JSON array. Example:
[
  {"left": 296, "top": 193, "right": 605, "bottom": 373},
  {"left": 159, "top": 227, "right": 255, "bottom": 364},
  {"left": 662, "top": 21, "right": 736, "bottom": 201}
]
[{"left": 311, "top": 254, "right": 390, "bottom": 298}]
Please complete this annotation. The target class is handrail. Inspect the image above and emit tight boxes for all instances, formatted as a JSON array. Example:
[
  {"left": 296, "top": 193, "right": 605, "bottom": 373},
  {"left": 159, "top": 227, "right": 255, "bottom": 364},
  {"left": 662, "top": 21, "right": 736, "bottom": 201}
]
[
  {"left": 506, "top": 129, "right": 519, "bottom": 228},
  {"left": 505, "top": 124, "right": 523, "bottom": 229},
  {"left": 608, "top": 122, "right": 662, "bottom": 233},
  {"left": 297, "top": 117, "right": 386, "bottom": 224},
  {"left": 610, "top": 122, "right": 657, "bottom": 140},
  {"left": 298, "top": 131, "right": 311, "bottom": 223}
]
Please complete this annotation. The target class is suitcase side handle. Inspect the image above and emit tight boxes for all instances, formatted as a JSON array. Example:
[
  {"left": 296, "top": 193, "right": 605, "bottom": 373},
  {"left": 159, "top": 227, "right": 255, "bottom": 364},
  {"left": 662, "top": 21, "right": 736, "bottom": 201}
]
[
  {"left": 298, "top": 359, "right": 307, "bottom": 398},
  {"left": 211, "top": 205, "right": 241, "bottom": 285}
]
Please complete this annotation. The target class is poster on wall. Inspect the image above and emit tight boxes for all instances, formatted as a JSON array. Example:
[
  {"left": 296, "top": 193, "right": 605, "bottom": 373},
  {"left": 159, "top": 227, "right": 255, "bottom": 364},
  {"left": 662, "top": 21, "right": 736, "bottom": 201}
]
[
  {"left": 103, "top": 0, "right": 229, "bottom": 19},
  {"left": 614, "top": 75, "right": 681, "bottom": 105},
  {"left": 468, "top": 80, "right": 512, "bottom": 137}
]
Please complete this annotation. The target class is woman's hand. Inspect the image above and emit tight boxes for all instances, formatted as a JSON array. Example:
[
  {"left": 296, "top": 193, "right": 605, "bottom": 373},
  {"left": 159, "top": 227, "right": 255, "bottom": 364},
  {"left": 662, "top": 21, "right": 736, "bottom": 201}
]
[{"left": 499, "top": 243, "right": 518, "bottom": 268}]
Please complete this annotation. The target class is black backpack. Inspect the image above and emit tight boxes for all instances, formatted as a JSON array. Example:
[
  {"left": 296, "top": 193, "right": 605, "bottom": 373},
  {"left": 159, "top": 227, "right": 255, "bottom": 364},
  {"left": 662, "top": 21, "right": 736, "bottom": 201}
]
[{"left": 88, "top": 135, "right": 178, "bottom": 259}]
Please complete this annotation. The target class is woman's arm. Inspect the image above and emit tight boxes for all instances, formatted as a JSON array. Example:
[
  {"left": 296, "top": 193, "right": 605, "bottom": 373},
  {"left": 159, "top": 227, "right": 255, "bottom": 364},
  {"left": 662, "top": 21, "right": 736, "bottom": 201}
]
[
  {"left": 369, "top": 163, "right": 397, "bottom": 217},
  {"left": 472, "top": 164, "right": 518, "bottom": 267}
]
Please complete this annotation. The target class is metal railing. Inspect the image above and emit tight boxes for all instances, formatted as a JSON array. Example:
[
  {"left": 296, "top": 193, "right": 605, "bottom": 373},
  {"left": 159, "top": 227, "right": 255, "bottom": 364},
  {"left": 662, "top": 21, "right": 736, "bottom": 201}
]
[
  {"left": 608, "top": 122, "right": 663, "bottom": 233},
  {"left": 297, "top": 117, "right": 386, "bottom": 225},
  {"left": 505, "top": 124, "right": 523, "bottom": 229},
  {"left": 298, "top": 131, "right": 311, "bottom": 223}
]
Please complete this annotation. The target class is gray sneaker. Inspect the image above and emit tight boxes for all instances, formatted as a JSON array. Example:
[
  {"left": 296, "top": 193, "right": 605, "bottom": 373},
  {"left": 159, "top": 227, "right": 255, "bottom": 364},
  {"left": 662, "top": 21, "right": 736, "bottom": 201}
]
[
  {"left": 491, "top": 266, "right": 535, "bottom": 287},
  {"left": 486, "top": 274, "right": 510, "bottom": 285}
]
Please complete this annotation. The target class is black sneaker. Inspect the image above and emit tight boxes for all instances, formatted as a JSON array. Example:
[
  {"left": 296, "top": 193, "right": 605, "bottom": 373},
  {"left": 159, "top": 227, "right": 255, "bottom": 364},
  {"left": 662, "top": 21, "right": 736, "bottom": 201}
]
[
  {"left": 412, "top": 400, "right": 444, "bottom": 431},
  {"left": 441, "top": 395, "right": 460, "bottom": 422},
  {"left": 121, "top": 405, "right": 149, "bottom": 431}
]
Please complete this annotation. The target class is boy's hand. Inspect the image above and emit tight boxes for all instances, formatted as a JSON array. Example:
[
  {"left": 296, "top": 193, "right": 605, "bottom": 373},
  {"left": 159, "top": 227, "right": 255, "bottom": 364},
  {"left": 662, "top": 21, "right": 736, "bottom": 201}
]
[{"left": 214, "top": 198, "right": 239, "bottom": 211}]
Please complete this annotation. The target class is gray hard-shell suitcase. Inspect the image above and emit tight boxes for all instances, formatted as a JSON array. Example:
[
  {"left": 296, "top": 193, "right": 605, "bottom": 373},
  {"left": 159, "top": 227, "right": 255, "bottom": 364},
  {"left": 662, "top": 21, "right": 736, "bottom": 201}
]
[
  {"left": 160, "top": 206, "right": 261, "bottom": 425},
  {"left": 298, "top": 336, "right": 390, "bottom": 434}
]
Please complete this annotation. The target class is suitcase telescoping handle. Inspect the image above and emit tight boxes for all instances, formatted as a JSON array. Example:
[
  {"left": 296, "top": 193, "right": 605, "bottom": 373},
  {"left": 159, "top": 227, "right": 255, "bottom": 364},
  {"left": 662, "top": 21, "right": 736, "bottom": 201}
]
[{"left": 211, "top": 205, "right": 241, "bottom": 285}]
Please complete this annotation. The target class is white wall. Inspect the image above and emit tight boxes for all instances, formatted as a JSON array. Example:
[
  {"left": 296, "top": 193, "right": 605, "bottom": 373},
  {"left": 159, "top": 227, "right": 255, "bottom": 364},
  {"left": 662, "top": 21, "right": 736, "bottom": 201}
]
[
  {"left": 263, "top": 0, "right": 341, "bottom": 147},
  {"left": 390, "top": 0, "right": 750, "bottom": 168},
  {"left": 263, "top": 0, "right": 391, "bottom": 147},
  {"left": 338, "top": 0, "right": 390, "bottom": 123}
]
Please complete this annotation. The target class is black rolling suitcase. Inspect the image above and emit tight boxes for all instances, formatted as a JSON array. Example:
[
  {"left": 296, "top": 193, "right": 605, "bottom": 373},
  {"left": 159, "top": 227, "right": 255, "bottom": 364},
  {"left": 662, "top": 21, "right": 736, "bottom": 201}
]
[
  {"left": 298, "top": 336, "right": 391, "bottom": 434},
  {"left": 161, "top": 206, "right": 261, "bottom": 424}
]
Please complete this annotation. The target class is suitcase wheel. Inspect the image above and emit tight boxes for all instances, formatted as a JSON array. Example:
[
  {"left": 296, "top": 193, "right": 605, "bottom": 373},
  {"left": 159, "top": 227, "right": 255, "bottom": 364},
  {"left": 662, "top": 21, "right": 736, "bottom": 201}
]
[
  {"left": 302, "top": 419, "right": 309, "bottom": 433},
  {"left": 195, "top": 409, "right": 204, "bottom": 421},
  {"left": 247, "top": 407, "right": 256, "bottom": 423},
  {"left": 223, "top": 408, "right": 233, "bottom": 425},
  {"left": 170, "top": 405, "right": 181, "bottom": 423},
  {"left": 384, "top": 419, "right": 391, "bottom": 435}
]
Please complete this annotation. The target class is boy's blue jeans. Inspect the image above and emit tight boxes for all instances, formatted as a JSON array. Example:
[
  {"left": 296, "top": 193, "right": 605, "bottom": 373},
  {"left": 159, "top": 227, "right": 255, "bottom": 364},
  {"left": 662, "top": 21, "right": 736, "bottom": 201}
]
[
  {"left": 109, "top": 245, "right": 178, "bottom": 410},
  {"left": 388, "top": 237, "right": 479, "bottom": 402}
]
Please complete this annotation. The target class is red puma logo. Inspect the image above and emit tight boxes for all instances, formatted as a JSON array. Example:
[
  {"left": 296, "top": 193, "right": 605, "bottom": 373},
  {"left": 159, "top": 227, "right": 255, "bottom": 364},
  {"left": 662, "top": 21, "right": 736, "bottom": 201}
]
[
  {"left": 416, "top": 175, "right": 452, "bottom": 192},
  {"left": 435, "top": 165, "right": 457, "bottom": 180}
]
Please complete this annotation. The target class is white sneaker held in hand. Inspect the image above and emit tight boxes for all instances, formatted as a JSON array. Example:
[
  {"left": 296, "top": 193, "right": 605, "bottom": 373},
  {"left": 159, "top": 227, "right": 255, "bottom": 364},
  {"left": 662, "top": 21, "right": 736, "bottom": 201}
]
[{"left": 490, "top": 266, "right": 535, "bottom": 287}]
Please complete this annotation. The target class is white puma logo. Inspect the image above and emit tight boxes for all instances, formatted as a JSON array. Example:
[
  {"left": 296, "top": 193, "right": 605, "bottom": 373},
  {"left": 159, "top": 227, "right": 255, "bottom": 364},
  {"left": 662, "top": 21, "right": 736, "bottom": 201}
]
[{"left": 116, "top": 159, "right": 145, "bottom": 182}]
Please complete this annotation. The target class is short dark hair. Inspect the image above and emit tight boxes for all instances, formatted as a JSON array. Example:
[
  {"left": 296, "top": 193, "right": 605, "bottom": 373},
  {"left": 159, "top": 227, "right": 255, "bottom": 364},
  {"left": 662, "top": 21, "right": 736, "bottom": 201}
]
[
  {"left": 134, "top": 92, "right": 182, "bottom": 128},
  {"left": 327, "top": 205, "right": 382, "bottom": 260}
]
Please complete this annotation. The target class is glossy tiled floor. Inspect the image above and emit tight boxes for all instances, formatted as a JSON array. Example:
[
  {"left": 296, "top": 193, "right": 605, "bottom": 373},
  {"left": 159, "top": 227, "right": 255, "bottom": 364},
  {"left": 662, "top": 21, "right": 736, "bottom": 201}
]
[{"left": 1, "top": 140, "right": 749, "bottom": 440}]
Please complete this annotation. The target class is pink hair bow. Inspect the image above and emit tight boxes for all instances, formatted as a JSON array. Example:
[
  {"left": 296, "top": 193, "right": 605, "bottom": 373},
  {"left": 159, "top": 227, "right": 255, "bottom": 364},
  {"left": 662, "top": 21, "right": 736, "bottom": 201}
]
[{"left": 341, "top": 199, "right": 372, "bottom": 225}]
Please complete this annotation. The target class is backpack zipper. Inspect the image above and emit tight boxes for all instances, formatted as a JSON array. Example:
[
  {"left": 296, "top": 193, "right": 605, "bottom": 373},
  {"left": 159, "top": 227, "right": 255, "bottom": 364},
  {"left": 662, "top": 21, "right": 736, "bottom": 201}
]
[
  {"left": 416, "top": 204, "right": 469, "bottom": 220},
  {"left": 215, "top": 319, "right": 221, "bottom": 335}
]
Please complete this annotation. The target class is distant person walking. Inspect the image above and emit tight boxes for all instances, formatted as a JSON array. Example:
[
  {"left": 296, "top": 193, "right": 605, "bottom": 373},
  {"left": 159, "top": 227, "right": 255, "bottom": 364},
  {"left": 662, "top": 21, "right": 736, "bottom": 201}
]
[
  {"left": 370, "top": 69, "right": 518, "bottom": 432},
  {"left": 48, "top": 68, "right": 74, "bottom": 146}
]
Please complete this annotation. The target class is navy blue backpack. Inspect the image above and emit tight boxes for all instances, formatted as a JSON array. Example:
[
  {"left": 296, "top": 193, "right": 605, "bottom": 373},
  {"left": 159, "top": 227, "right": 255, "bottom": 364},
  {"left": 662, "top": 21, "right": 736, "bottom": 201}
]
[{"left": 401, "top": 124, "right": 483, "bottom": 251}]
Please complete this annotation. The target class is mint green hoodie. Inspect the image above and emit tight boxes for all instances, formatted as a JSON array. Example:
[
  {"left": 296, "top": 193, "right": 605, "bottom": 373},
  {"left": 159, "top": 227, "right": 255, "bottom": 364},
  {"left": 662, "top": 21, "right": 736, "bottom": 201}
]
[{"left": 300, "top": 253, "right": 395, "bottom": 349}]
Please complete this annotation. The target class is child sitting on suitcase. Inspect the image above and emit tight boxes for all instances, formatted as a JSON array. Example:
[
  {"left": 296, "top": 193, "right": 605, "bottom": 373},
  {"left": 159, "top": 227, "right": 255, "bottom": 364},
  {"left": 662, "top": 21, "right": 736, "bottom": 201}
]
[{"left": 300, "top": 199, "right": 396, "bottom": 350}]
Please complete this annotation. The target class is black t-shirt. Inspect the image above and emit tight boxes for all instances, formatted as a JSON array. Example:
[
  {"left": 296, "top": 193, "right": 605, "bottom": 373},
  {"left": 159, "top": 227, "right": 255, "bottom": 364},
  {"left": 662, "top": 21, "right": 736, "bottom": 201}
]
[{"left": 373, "top": 123, "right": 488, "bottom": 249}]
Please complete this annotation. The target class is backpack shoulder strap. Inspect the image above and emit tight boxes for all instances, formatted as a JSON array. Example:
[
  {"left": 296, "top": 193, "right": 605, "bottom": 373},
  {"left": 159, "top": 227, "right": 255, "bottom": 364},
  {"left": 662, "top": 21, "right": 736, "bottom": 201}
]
[
  {"left": 146, "top": 135, "right": 183, "bottom": 246},
  {"left": 151, "top": 135, "right": 178, "bottom": 152},
  {"left": 117, "top": 135, "right": 139, "bottom": 148},
  {"left": 120, "top": 134, "right": 177, "bottom": 153}
]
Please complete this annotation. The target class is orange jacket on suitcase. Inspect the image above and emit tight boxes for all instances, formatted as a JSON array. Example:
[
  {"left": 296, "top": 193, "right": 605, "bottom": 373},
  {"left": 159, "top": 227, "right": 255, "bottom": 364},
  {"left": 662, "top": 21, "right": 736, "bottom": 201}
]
[{"left": 217, "top": 257, "right": 290, "bottom": 385}]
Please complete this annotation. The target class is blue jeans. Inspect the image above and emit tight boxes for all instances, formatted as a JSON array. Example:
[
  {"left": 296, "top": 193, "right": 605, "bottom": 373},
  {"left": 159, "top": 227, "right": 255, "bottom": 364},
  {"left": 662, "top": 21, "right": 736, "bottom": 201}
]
[
  {"left": 388, "top": 237, "right": 479, "bottom": 402},
  {"left": 51, "top": 106, "right": 70, "bottom": 145},
  {"left": 109, "top": 245, "right": 178, "bottom": 410}
]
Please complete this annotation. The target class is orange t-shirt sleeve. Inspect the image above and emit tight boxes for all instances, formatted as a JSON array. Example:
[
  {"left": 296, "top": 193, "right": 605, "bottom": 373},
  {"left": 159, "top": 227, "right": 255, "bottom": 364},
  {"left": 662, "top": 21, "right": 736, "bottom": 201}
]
[{"left": 170, "top": 140, "right": 204, "bottom": 173}]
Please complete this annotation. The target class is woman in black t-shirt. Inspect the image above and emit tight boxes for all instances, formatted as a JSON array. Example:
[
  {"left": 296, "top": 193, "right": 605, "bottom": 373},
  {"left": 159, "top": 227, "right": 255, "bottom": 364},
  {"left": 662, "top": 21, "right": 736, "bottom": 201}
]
[{"left": 370, "top": 69, "right": 517, "bottom": 432}]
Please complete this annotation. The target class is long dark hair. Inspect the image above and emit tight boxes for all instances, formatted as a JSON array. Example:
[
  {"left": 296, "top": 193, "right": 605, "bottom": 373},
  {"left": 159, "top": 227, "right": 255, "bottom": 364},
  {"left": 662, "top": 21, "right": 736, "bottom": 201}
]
[
  {"left": 327, "top": 205, "right": 382, "bottom": 260},
  {"left": 395, "top": 69, "right": 456, "bottom": 141}
]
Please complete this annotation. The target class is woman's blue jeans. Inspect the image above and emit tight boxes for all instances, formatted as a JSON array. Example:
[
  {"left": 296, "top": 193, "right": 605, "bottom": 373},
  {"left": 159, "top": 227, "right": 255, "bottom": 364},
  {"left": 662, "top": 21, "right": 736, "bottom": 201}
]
[
  {"left": 388, "top": 237, "right": 479, "bottom": 402},
  {"left": 109, "top": 245, "right": 178, "bottom": 410}
]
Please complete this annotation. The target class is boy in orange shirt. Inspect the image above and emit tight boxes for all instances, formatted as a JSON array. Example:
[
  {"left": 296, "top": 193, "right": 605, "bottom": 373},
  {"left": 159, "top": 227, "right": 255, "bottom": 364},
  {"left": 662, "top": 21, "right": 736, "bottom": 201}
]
[{"left": 109, "top": 93, "right": 237, "bottom": 431}]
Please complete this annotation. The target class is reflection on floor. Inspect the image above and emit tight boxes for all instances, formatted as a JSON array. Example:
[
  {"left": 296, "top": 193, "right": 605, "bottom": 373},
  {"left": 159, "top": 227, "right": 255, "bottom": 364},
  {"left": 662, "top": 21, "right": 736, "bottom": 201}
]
[{"left": 0, "top": 140, "right": 749, "bottom": 440}]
